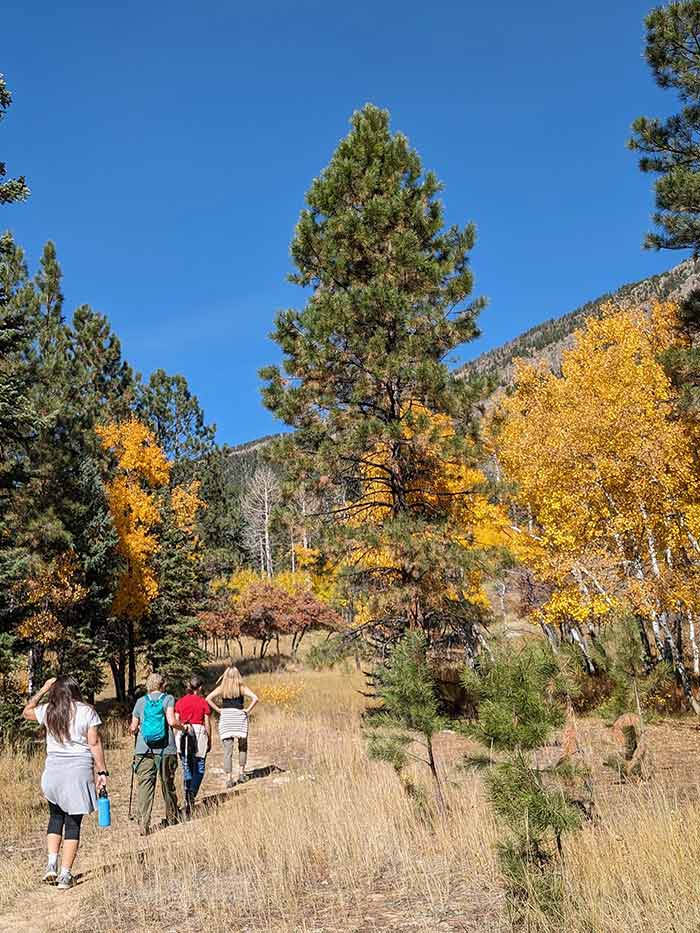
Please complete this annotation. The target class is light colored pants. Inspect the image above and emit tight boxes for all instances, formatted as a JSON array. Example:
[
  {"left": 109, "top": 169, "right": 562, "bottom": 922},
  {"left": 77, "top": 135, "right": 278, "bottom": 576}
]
[{"left": 222, "top": 736, "right": 247, "bottom": 774}]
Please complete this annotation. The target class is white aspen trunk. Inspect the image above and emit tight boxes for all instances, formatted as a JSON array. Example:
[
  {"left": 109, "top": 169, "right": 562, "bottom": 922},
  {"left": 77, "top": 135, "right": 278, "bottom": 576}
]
[
  {"left": 648, "top": 607, "right": 664, "bottom": 655},
  {"left": 570, "top": 625, "right": 595, "bottom": 674},
  {"left": 242, "top": 465, "right": 281, "bottom": 578},
  {"left": 689, "top": 611, "right": 700, "bottom": 676},
  {"left": 687, "top": 531, "right": 700, "bottom": 555},
  {"left": 495, "top": 580, "right": 507, "bottom": 621},
  {"left": 263, "top": 484, "right": 273, "bottom": 579},
  {"left": 637, "top": 506, "right": 667, "bottom": 657},
  {"left": 290, "top": 524, "right": 296, "bottom": 574},
  {"left": 27, "top": 646, "right": 40, "bottom": 695},
  {"left": 657, "top": 608, "right": 700, "bottom": 713},
  {"left": 640, "top": 504, "right": 661, "bottom": 580},
  {"left": 574, "top": 564, "right": 615, "bottom": 607},
  {"left": 301, "top": 495, "right": 309, "bottom": 550}
]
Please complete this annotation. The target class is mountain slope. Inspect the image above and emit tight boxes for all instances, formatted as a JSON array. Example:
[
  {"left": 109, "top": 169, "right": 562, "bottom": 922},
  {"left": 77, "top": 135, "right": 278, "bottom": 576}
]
[
  {"left": 228, "top": 257, "right": 700, "bottom": 456},
  {"left": 459, "top": 257, "right": 700, "bottom": 387}
]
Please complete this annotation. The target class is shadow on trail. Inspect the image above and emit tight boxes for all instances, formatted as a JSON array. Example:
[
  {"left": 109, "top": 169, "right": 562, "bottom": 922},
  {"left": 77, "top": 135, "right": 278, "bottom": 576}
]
[
  {"left": 198, "top": 764, "right": 287, "bottom": 812},
  {"left": 207, "top": 654, "right": 294, "bottom": 683}
]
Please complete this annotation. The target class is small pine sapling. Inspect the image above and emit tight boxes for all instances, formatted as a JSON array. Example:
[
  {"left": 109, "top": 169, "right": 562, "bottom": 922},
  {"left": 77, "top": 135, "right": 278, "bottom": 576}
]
[
  {"left": 365, "top": 631, "right": 448, "bottom": 814},
  {"left": 460, "top": 643, "right": 585, "bottom": 916}
]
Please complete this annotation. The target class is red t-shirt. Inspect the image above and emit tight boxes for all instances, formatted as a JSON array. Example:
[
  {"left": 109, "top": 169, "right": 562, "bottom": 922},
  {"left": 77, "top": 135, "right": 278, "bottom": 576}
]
[{"left": 175, "top": 694, "right": 211, "bottom": 725}]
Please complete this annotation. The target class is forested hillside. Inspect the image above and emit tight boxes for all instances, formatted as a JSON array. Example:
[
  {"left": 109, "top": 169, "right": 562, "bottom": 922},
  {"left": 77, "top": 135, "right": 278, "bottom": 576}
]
[{"left": 460, "top": 256, "right": 700, "bottom": 386}]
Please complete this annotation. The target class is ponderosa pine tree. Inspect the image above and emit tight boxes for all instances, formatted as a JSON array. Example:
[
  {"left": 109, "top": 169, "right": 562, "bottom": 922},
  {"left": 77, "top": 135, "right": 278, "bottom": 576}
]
[
  {"left": 13, "top": 248, "right": 131, "bottom": 691},
  {"left": 366, "top": 631, "right": 448, "bottom": 813},
  {"left": 629, "top": 0, "right": 700, "bottom": 251},
  {"left": 461, "top": 644, "right": 584, "bottom": 916},
  {"left": 136, "top": 369, "right": 215, "bottom": 475},
  {"left": 0, "top": 74, "right": 29, "bottom": 205},
  {"left": 0, "top": 234, "right": 40, "bottom": 679},
  {"left": 70, "top": 305, "right": 136, "bottom": 441},
  {"left": 261, "top": 105, "right": 487, "bottom": 649}
]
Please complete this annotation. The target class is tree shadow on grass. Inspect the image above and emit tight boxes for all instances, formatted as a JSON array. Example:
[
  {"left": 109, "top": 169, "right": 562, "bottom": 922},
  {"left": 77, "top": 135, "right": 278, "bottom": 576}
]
[{"left": 206, "top": 654, "right": 292, "bottom": 685}]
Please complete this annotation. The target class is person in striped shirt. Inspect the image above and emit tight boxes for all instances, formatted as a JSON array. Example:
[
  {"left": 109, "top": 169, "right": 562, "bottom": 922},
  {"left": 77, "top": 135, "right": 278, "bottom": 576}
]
[{"left": 207, "top": 666, "right": 259, "bottom": 788}]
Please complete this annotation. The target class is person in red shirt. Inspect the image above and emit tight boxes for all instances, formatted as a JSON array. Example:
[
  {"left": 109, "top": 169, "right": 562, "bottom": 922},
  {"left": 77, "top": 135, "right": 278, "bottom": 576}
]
[{"left": 174, "top": 676, "right": 211, "bottom": 814}]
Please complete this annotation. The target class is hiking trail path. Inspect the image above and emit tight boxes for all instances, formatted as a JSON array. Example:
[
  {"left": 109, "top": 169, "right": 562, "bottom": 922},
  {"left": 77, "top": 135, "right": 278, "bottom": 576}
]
[{"left": 1, "top": 740, "right": 288, "bottom": 933}]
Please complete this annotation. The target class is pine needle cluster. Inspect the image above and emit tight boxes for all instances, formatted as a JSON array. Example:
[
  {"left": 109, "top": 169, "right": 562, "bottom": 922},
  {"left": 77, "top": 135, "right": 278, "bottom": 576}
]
[
  {"left": 460, "top": 644, "right": 583, "bottom": 916},
  {"left": 365, "top": 631, "right": 447, "bottom": 813}
]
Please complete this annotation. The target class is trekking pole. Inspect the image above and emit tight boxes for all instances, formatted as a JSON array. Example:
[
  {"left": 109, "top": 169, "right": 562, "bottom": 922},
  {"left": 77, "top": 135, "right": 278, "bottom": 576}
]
[{"left": 128, "top": 731, "right": 137, "bottom": 821}]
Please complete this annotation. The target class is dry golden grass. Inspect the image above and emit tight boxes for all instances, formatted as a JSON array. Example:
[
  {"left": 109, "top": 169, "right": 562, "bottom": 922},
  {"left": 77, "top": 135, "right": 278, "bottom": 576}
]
[
  {"left": 551, "top": 782, "right": 700, "bottom": 933},
  {"left": 4, "top": 669, "right": 700, "bottom": 932}
]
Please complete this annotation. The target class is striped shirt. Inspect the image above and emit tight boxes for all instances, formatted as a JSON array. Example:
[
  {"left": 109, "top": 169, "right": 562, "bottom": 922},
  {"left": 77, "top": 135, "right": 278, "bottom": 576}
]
[{"left": 219, "top": 695, "right": 248, "bottom": 739}]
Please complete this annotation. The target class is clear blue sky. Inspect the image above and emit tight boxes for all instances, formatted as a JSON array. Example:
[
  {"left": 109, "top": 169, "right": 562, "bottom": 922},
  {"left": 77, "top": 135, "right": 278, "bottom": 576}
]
[{"left": 2, "top": 0, "right": 682, "bottom": 445}]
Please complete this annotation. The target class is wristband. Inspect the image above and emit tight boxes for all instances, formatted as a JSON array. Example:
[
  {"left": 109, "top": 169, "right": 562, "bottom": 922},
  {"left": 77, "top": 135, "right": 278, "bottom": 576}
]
[{"left": 97, "top": 770, "right": 109, "bottom": 777}]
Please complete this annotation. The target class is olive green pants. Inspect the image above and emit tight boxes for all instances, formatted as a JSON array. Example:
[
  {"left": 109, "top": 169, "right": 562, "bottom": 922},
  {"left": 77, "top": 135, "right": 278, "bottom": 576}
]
[{"left": 134, "top": 753, "right": 178, "bottom": 832}]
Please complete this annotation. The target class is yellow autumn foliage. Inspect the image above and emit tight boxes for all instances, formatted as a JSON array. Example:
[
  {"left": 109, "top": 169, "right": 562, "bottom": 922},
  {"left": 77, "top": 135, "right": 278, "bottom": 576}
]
[
  {"left": 349, "top": 405, "right": 508, "bottom": 616},
  {"left": 97, "top": 419, "right": 170, "bottom": 621},
  {"left": 17, "top": 552, "right": 88, "bottom": 645},
  {"left": 171, "top": 480, "right": 205, "bottom": 534},
  {"left": 496, "top": 300, "right": 700, "bottom": 631}
]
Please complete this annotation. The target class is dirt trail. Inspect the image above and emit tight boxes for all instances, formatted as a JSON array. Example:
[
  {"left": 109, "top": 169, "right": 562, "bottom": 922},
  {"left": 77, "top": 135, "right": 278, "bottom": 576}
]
[{"left": 0, "top": 741, "right": 286, "bottom": 933}]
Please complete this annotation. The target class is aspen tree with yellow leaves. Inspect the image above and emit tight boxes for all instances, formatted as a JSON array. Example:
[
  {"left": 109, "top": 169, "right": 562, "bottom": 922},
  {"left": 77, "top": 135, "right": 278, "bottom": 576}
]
[
  {"left": 495, "top": 301, "right": 700, "bottom": 711},
  {"left": 98, "top": 419, "right": 209, "bottom": 697},
  {"left": 97, "top": 419, "right": 170, "bottom": 701}
]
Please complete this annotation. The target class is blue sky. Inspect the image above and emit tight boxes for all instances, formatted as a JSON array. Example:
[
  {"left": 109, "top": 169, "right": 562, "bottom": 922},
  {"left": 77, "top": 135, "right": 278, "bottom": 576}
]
[{"left": 2, "top": 0, "right": 682, "bottom": 445}]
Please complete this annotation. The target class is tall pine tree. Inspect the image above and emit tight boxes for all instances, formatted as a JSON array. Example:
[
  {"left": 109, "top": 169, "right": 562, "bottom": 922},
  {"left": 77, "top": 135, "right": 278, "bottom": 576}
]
[
  {"left": 0, "top": 234, "right": 40, "bottom": 632},
  {"left": 135, "top": 368, "right": 215, "bottom": 481},
  {"left": 629, "top": 0, "right": 700, "bottom": 251},
  {"left": 261, "top": 105, "right": 486, "bottom": 646},
  {"left": 0, "top": 74, "right": 29, "bottom": 205},
  {"left": 142, "top": 493, "right": 207, "bottom": 691}
]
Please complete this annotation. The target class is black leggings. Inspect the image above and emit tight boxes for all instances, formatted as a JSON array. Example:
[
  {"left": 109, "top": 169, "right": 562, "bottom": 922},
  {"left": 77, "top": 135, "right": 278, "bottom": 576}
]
[{"left": 47, "top": 801, "right": 83, "bottom": 841}]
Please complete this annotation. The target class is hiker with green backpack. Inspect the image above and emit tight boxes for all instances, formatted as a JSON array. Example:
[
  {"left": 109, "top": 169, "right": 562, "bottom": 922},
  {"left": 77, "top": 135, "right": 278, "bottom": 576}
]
[{"left": 129, "top": 672, "right": 184, "bottom": 835}]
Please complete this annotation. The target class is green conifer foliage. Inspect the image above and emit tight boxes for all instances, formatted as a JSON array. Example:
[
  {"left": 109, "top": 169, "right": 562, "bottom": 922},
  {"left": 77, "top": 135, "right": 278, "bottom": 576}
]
[
  {"left": 136, "top": 369, "right": 216, "bottom": 477},
  {"left": 262, "top": 104, "right": 485, "bottom": 643},
  {"left": 366, "top": 631, "right": 448, "bottom": 812},
  {"left": 461, "top": 645, "right": 583, "bottom": 916},
  {"left": 0, "top": 75, "right": 29, "bottom": 205},
  {"left": 197, "top": 446, "right": 246, "bottom": 576},
  {"left": 0, "top": 234, "right": 40, "bottom": 629},
  {"left": 142, "top": 495, "right": 207, "bottom": 691},
  {"left": 629, "top": 1, "right": 700, "bottom": 251}
]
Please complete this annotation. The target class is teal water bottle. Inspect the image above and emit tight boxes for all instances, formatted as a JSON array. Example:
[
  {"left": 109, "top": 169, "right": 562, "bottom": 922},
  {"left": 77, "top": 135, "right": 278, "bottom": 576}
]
[{"left": 97, "top": 787, "right": 111, "bottom": 828}]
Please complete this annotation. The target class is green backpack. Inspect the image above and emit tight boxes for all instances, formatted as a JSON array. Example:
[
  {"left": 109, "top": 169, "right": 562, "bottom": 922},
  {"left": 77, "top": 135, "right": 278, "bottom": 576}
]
[{"left": 141, "top": 693, "right": 167, "bottom": 745}]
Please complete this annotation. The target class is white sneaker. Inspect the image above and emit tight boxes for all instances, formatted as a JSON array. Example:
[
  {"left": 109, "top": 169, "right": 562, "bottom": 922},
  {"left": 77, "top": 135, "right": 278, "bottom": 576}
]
[
  {"left": 42, "top": 866, "right": 58, "bottom": 885},
  {"left": 57, "top": 870, "right": 74, "bottom": 890}
]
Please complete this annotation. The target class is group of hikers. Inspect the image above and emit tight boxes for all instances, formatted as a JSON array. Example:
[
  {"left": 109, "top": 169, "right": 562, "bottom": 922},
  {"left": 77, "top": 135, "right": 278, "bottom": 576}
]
[{"left": 21, "top": 661, "right": 259, "bottom": 890}]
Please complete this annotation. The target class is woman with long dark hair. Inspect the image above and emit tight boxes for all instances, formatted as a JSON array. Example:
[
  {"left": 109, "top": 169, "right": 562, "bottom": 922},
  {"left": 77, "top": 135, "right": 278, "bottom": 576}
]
[{"left": 23, "top": 676, "right": 108, "bottom": 890}]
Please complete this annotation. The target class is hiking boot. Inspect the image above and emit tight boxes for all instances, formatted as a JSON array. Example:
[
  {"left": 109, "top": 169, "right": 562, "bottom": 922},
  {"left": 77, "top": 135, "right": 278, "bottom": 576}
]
[
  {"left": 42, "top": 866, "right": 58, "bottom": 885},
  {"left": 238, "top": 772, "right": 250, "bottom": 784},
  {"left": 225, "top": 777, "right": 235, "bottom": 789},
  {"left": 57, "top": 870, "right": 74, "bottom": 890}
]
